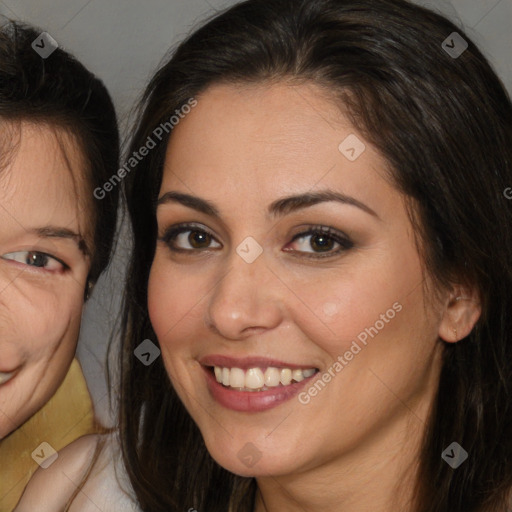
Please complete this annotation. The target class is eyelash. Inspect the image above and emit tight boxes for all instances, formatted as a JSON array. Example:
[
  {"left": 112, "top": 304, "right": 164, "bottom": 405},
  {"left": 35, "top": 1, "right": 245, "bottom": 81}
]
[{"left": 158, "top": 223, "right": 354, "bottom": 259}]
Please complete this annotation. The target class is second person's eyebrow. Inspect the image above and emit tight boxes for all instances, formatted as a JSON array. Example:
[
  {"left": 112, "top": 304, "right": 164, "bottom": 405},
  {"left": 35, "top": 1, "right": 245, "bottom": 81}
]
[
  {"left": 156, "top": 189, "right": 379, "bottom": 219},
  {"left": 30, "top": 226, "right": 89, "bottom": 255}
]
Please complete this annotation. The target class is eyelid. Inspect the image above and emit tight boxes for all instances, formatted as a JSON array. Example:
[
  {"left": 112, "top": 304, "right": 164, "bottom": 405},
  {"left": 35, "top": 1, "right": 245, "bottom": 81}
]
[
  {"left": 159, "top": 222, "right": 217, "bottom": 239},
  {"left": 290, "top": 224, "right": 352, "bottom": 243}
]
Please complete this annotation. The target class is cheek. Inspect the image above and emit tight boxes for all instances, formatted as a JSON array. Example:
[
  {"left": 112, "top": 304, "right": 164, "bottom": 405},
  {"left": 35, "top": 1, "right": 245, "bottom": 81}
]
[
  {"left": 0, "top": 284, "right": 83, "bottom": 437},
  {"left": 148, "top": 261, "right": 205, "bottom": 401},
  {"left": 0, "top": 281, "right": 83, "bottom": 362},
  {"left": 148, "top": 258, "right": 204, "bottom": 344},
  {"left": 287, "top": 247, "right": 423, "bottom": 359}
]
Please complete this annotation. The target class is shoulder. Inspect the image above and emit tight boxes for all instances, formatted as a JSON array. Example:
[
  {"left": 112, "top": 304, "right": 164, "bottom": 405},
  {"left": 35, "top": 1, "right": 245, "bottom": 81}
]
[
  {"left": 15, "top": 433, "right": 141, "bottom": 512},
  {"left": 14, "top": 433, "right": 101, "bottom": 511},
  {"left": 69, "top": 432, "right": 141, "bottom": 511}
]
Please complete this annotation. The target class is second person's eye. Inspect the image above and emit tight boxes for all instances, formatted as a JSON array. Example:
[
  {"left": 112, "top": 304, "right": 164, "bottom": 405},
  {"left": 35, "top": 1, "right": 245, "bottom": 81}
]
[{"left": 1, "top": 251, "right": 66, "bottom": 271}]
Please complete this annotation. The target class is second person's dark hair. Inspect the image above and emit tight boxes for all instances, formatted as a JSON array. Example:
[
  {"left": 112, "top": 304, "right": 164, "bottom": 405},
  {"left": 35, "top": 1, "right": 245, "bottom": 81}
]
[{"left": 0, "top": 19, "right": 120, "bottom": 286}]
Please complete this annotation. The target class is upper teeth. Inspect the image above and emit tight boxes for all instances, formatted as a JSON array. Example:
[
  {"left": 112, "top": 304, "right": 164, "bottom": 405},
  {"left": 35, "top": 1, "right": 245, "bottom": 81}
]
[
  {"left": 213, "top": 366, "right": 316, "bottom": 390},
  {"left": 0, "top": 371, "right": 16, "bottom": 386}
]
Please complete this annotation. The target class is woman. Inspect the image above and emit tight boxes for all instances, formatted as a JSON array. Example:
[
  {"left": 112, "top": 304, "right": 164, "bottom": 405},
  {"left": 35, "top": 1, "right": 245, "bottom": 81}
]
[
  {"left": 118, "top": 0, "right": 512, "bottom": 510},
  {"left": 0, "top": 18, "right": 119, "bottom": 509},
  {"left": 20, "top": 0, "right": 512, "bottom": 510}
]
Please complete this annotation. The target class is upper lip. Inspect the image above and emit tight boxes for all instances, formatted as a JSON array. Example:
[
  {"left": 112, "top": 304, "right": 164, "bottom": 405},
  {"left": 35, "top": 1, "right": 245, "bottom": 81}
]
[{"left": 199, "top": 355, "right": 317, "bottom": 370}]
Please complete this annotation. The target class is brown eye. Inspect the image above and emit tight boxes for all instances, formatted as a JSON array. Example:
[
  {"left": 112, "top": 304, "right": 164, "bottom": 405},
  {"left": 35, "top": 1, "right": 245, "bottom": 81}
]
[
  {"left": 188, "top": 230, "right": 212, "bottom": 248},
  {"left": 159, "top": 224, "right": 222, "bottom": 252},
  {"left": 309, "top": 233, "right": 336, "bottom": 252},
  {"left": 285, "top": 226, "right": 354, "bottom": 259}
]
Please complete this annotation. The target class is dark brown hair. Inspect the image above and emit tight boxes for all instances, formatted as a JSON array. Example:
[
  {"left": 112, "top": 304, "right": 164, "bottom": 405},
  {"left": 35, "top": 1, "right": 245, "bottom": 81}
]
[
  {"left": 120, "top": 1, "right": 512, "bottom": 510},
  {"left": 0, "top": 19, "right": 120, "bottom": 288}
]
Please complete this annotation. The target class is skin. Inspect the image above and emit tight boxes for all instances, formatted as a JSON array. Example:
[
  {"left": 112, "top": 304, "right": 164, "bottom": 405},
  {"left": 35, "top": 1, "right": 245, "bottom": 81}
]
[
  {"left": 15, "top": 433, "right": 141, "bottom": 512},
  {"left": 148, "top": 82, "right": 481, "bottom": 511},
  {"left": 0, "top": 121, "right": 91, "bottom": 440}
]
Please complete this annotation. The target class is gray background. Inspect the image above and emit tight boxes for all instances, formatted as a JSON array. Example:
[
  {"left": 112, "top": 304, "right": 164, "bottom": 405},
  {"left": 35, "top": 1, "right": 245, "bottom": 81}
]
[{"left": 1, "top": 0, "right": 510, "bottom": 426}]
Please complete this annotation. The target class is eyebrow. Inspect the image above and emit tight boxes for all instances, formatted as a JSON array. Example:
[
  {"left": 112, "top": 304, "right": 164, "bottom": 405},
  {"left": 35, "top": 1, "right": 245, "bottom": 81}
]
[
  {"left": 30, "top": 226, "right": 89, "bottom": 256},
  {"left": 156, "top": 189, "right": 379, "bottom": 219}
]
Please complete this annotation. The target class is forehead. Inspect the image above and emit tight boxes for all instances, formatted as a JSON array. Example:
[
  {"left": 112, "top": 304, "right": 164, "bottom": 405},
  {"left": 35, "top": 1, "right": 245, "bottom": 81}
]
[
  {"left": 162, "top": 82, "right": 395, "bottom": 217},
  {"left": 0, "top": 121, "right": 91, "bottom": 241},
  {"left": 165, "top": 81, "right": 345, "bottom": 168}
]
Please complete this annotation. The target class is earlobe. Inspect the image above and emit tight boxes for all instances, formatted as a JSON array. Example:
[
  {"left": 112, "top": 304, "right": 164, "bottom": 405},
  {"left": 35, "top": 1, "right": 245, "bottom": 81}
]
[{"left": 438, "top": 288, "right": 482, "bottom": 343}]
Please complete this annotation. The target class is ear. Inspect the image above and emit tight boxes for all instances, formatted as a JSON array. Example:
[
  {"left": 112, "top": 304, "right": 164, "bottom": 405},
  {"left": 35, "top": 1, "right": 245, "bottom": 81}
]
[{"left": 438, "top": 284, "right": 482, "bottom": 343}]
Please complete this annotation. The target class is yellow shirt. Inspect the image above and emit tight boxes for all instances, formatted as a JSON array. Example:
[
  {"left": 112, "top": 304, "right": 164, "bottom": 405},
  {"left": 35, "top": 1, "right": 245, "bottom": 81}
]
[{"left": 0, "top": 359, "right": 96, "bottom": 511}]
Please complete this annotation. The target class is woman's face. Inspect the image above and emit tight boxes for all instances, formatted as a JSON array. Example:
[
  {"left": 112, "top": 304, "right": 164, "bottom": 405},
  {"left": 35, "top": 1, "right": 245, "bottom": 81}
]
[
  {"left": 148, "top": 82, "right": 451, "bottom": 478},
  {"left": 0, "top": 122, "right": 91, "bottom": 439}
]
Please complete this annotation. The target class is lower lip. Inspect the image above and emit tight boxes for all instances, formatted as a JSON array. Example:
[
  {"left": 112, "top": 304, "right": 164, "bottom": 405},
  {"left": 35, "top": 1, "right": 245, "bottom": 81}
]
[{"left": 203, "top": 366, "right": 315, "bottom": 412}]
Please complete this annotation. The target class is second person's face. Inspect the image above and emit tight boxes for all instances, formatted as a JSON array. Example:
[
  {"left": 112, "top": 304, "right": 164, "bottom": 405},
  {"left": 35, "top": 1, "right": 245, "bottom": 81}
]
[{"left": 0, "top": 122, "right": 91, "bottom": 439}]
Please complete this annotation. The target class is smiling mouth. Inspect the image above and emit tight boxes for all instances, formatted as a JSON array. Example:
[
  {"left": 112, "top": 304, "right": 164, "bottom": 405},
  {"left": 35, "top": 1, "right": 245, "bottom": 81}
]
[
  {"left": 0, "top": 370, "right": 17, "bottom": 386},
  {"left": 211, "top": 365, "right": 319, "bottom": 392}
]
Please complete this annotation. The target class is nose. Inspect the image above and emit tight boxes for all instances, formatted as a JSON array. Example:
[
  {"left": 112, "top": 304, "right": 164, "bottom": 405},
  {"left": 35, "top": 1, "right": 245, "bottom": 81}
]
[{"left": 205, "top": 248, "right": 283, "bottom": 340}]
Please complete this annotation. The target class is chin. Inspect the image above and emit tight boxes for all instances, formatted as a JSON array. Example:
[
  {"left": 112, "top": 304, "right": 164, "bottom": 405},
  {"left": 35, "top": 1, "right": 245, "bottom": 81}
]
[
  {"left": 213, "top": 454, "right": 281, "bottom": 478},
  {"left": 204, "top": 437, "right": 299, "bottom": 479}
]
